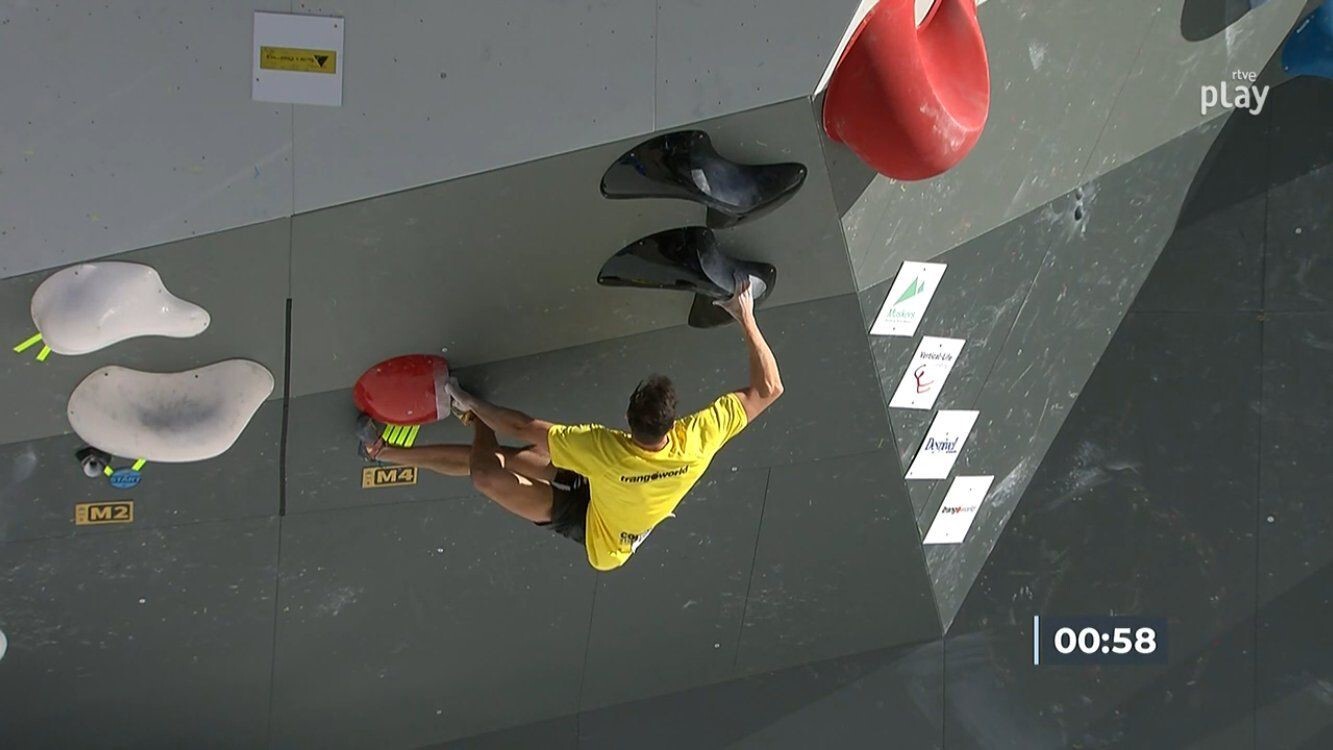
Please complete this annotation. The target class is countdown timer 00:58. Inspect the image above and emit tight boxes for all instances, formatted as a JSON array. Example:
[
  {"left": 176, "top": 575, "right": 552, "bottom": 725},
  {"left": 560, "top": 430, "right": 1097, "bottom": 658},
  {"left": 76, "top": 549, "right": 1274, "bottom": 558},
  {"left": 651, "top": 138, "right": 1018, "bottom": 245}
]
[{"left": 1034, "top": 616, "right": 1168, "bottom": 666}]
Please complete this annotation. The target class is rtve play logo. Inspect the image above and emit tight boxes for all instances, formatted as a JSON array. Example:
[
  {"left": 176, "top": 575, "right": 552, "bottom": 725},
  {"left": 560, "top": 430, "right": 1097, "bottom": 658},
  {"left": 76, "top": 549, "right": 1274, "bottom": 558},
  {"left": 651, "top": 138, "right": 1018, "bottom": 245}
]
[{"left": 1201, "top": 70, "right": 1270, "bottom": 116}]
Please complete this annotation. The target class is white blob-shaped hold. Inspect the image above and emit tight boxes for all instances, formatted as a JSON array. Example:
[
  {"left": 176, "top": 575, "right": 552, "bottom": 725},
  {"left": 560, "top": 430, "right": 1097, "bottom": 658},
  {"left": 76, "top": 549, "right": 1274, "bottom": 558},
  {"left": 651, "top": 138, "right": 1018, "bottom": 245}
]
[
  {"left": 0, "top": 628, "right": 7, "bottom": 662},
  {"left": 31, "top": 262, "right": 210, "bottom": 355},
  {"left": 67, "top": 360, "right": 274, "bottom": 462}
]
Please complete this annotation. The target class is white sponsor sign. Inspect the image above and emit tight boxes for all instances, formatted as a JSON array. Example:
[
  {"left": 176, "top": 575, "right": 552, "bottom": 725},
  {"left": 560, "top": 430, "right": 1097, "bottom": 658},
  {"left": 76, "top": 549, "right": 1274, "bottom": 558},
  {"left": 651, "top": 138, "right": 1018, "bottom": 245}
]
[
  {"left": 890, "top": 336, "right": 965, "bottom": 410},
  {"left": 923, "top": 475, "right": 994, "bottom": 544},
  {"left": 253, "top": 12, "right": 345, "bottom": 106},
  {"left": 871, "top": 262, "right": 947, "bottom": 337},
  {"left": 905, "top": 409, "right": 978, "bottom": 480}
]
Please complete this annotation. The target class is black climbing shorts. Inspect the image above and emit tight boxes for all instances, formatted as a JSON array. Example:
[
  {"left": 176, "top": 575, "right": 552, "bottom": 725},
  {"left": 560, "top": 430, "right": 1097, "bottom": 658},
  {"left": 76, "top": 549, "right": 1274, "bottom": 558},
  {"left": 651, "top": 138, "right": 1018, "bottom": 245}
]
[{"left": 539, "top": 469, "right": 589, "bottom": 545}]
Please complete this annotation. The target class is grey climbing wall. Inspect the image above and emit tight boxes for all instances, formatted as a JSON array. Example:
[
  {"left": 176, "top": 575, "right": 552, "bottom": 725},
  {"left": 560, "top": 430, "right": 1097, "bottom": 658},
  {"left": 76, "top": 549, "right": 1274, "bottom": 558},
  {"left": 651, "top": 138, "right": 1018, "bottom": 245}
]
[
  {"left": 431, "top": 70, "right": 1333, "bottom": 749},
  {"left": 0, "top": 3, "right": 1322, "bottom": 747},
  {"left": 941, "top": 75, "right": 1333, "bottom": 747},
  {"left": 0, "top": 0, "right": 868, "bottom": 278},
  {"left": 857, "top": 113, "right": 1235, "bottom": 629},
  {"left": 274, "top": 289, "right": 938, "bottom": 746},
  {"left": 287, "top": 98, "right": 851, "bottom": 397},
  {"left": 835, "top": 0, "right": 1307, "bottom": 291},
  {"left": 0, "top": 518, "right": 280, "bottom": 748}
]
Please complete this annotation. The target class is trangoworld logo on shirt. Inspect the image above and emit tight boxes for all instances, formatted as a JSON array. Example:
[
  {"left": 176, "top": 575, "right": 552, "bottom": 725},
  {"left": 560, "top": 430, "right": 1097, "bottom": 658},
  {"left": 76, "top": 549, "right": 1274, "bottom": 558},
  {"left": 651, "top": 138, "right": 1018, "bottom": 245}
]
[{"left": 619, "top": 466, "right": 689, "bottom": 484}]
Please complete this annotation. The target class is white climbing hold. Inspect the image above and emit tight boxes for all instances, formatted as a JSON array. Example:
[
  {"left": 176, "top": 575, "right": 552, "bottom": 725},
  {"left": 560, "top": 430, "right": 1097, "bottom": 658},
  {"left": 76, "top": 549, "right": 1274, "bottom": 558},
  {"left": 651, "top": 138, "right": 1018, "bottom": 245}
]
[
  {"left": 0, "top": 627, "right": 7, "bottom": 662},
  {"left": 31, "top": 262, "right": 209, "bottom": 355},
  {"left": 67, "top": 360, "right": 274, "bottom": 462}
]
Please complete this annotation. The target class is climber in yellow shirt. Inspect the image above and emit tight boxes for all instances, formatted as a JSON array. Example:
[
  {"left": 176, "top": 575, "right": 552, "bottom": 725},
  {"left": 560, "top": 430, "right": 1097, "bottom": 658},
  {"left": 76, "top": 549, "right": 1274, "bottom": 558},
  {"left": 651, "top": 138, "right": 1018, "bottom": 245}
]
[{"left": 357, "top": 278, "right": 783, "bottom": 570}]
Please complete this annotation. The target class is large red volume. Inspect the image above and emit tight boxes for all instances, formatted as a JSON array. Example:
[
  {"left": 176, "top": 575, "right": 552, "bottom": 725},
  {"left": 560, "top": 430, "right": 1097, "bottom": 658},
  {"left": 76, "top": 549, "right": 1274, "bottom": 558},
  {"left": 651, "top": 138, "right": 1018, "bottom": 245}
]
[
  {"left": 824, "top": 0, "right": 990, "bottom": 181},
  {"left": 353, "top": 354, "right": 451, "bottom": 425}
]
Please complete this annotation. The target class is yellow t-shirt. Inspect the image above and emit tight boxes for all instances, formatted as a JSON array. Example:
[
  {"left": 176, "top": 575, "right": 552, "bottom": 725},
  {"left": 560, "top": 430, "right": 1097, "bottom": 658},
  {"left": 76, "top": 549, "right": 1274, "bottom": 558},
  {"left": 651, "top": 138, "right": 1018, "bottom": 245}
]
[{"left": 546, "top": 393, "right": 749, "bottom": 571}]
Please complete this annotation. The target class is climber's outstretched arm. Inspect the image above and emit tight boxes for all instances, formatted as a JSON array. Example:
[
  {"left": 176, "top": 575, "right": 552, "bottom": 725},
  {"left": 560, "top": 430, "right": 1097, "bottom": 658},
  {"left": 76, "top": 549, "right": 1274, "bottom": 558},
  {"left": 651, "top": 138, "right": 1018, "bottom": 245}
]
[{"left": 717, "top": 278, "right": 784, "bottom": 422}]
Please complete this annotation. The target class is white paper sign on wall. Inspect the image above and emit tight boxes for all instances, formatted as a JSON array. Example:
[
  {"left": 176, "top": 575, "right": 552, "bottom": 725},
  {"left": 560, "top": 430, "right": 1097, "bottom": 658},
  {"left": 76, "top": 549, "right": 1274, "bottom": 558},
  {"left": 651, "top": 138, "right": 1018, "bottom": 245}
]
[
  {"left": 923, "top": 475, "right": 994, "bottom": 544},
  {"left": 906, "top": 409, "right": 979, "bottom": 480},
  {"left": 870, "top": 261, "right": 947, "bottom": 337},
  {"left": 890, "top": 336, "right": 965, "bottom": 410},
  {"left": 253, "top": 12, "right": 345, "bottom": 106}
]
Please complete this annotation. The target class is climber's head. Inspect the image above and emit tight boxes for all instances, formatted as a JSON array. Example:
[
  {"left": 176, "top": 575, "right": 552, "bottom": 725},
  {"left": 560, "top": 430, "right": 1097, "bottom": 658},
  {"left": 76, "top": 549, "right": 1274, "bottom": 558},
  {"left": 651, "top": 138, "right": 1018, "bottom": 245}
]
[{"left": 627, "top": 375, "right": 677, "bottom": 447}]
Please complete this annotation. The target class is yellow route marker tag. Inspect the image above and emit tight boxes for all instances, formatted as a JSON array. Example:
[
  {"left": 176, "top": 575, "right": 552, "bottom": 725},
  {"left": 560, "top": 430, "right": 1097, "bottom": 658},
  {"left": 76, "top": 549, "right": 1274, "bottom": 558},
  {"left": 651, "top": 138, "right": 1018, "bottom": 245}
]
[
  {"left": 74, "top": 500, "right": 134, "bottom": 526},
  {"left": 381, "top": 424, "right": 421, "bottom": 448},
  {"left": 362, "top": 466, "right": 417, "bottom": 489},
  {"left": 13, "top": 332, "right": 43, "bottom": 353},
  {"left": 259, "top": 46, "right": 337, "bottom": 74}
]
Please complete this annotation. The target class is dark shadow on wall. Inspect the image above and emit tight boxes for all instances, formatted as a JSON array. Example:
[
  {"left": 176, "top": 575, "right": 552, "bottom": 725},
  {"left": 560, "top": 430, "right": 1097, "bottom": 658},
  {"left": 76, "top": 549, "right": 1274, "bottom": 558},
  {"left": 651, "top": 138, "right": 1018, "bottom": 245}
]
[
  {"left": 939, "top": 70, "right": 1332, "bottom": 749},
  {"left": 1181, "top": 0, "right": 1263, "bottom": 42},
  {"left": 811, "top": 91, "right": 880, "bottom": 218},
  {"left": 1081, "top": 559, "right": 1333, "bottom": 748},
  {"left": 1138, "top": 74, "right": 1333, "bottom": 312},
  {"left": 427, "top": 640, "right": 946, "bottom": 750}
]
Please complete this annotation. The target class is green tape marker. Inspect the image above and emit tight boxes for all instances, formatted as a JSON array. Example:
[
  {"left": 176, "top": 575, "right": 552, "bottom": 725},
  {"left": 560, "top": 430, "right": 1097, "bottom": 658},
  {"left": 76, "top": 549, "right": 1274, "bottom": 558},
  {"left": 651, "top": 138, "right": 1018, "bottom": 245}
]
[{"left": 13, "top": 332, "right": 43, "bottom": 353}]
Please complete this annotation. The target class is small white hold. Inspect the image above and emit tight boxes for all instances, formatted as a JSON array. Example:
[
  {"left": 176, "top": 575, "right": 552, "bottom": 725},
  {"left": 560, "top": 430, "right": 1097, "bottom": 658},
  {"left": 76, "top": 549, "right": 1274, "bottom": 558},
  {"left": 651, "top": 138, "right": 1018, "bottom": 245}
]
[
  {"left": 138, "top": 598, "right": 147, "bottom": 605},
  {"left": 0, "top": 627, "right": 7, "bottom": 662}
]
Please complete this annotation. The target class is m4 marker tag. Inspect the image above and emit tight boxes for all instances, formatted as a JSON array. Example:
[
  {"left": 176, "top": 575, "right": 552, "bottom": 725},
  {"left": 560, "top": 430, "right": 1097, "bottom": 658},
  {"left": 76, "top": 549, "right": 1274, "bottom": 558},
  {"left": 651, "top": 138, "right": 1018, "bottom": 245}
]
[{"left": 362, "top": 466, "right": 417, "bottom": 489}]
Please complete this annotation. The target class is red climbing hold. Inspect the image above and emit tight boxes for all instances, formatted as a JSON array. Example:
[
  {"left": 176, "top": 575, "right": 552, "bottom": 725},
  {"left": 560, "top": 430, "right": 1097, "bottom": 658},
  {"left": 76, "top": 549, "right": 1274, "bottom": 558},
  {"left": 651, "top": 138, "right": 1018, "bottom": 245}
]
[
  {"left": 353, "top": 354, "right": 451, "bottom": 426},
  {"left": 823, "top": 0, "right": 991, "bottom": 181}
]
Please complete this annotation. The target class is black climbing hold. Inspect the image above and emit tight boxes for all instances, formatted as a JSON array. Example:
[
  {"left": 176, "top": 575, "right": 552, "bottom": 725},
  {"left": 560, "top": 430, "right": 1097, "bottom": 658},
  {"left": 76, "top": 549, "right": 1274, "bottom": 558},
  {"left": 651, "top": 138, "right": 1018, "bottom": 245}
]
[
  {"left": 601, "top": 130, "right": 807, "bottom": 228},
  {"left": 76, "top": 446, "right": 111, "bottom": 479},
  {"left": 598, "top": 226, "right": 777, "bottom": 329}
]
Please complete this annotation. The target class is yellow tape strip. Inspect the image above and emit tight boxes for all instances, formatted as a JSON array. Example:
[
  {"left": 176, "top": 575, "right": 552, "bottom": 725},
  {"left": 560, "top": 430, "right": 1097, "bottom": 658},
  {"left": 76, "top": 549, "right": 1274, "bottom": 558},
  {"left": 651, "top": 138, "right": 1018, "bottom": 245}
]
[
  {"left": 103, "top": 465, "right": 114, "bottom": 477},
  {"left": 36, "top": 345, "right": 52, "bottom": 362},
  {"left": 378, "top": 424, "right": 420, "bottom": 448},
  {"left": 131, "top": 458, "right": 146, "bottom": 471},
  {"left": 259, "top": 46, "right": 337, "bottom": 74},
  {"left": 13, "top": 332, "right": 43, "bottom": 353}
]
